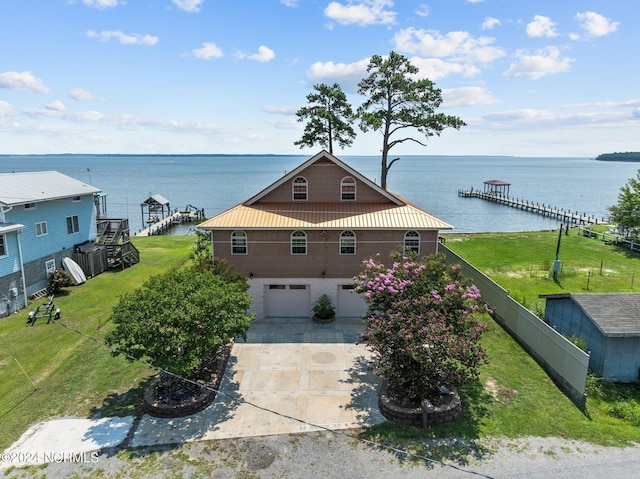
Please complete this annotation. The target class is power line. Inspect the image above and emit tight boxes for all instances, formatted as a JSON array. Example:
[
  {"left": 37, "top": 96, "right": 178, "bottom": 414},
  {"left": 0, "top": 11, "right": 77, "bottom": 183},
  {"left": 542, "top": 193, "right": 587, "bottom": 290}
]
[{"left": 53, "top": 318, "right": 496, "bottom": 478}]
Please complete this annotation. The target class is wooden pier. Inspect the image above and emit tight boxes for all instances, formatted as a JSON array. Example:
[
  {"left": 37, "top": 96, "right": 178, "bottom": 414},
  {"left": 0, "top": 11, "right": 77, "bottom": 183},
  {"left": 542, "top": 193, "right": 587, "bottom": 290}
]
[{"left": 458, "top": 189, "right": 601, "bottom": 226}]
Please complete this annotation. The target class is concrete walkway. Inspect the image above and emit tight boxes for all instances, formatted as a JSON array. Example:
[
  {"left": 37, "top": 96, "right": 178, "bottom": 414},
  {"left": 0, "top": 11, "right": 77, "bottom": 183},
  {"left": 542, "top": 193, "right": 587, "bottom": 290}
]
[{"left": 2, "top": 316, "right": 384, "bottom": 467}]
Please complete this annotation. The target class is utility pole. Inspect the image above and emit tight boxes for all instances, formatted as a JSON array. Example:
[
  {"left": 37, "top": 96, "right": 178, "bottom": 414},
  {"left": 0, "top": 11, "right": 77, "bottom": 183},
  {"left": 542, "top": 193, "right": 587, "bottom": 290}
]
[{"left": 553, "top": 224, "right": 562, "bottom": 280}]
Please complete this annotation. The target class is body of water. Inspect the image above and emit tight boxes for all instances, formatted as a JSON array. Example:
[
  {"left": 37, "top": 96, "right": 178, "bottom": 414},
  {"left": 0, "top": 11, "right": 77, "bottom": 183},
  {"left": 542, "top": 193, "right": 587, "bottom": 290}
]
[{"left": 1, "top": 154, "right": 638, "bottom": 234}]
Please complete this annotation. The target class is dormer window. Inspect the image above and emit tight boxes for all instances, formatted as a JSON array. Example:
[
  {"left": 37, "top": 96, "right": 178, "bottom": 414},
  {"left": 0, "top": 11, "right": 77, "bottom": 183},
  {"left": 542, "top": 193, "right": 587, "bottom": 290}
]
[
  {"left": 341, "top": 176, "right": 356, "bottom": 201},
  {"left": 292, "top": 177, "right": 308, "bottom": 201}
]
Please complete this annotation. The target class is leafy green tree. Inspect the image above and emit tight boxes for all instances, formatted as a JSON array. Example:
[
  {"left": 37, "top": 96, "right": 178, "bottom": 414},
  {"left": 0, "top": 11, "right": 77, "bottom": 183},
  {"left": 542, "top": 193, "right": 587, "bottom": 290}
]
[
  {"left": 105, "top": 265, "right": 254, "bottom": 376},
  {"left": 357, "top": 51, "right": 466, "bottom": 189},
  {"left": 294, "top": 83, "right": 356, "bottom": 154},
  {"left": 609, "top": 169, "right": 640, "bottom": 238}
]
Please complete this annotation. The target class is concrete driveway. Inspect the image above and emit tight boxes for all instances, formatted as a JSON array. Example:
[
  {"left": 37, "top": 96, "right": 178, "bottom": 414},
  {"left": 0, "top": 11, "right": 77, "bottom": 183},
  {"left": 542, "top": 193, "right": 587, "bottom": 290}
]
[{"left": 131, "top": 316, "right": 385, "bottom": 447}]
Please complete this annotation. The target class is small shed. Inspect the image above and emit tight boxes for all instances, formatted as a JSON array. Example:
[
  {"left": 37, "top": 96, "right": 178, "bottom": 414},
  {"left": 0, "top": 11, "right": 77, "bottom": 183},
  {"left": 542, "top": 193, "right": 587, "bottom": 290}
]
[
  {"left": 483, "top": 180, "right": 510, "bottom": 197},
  {"left": 141, "top": 194, "right": 171, "bottom": 226},
  {"left": 73, "top": 241, "right": 107, "bottom": 278},
  {"left": 541, "top": 293, "right": 640, "bottom": 382}
]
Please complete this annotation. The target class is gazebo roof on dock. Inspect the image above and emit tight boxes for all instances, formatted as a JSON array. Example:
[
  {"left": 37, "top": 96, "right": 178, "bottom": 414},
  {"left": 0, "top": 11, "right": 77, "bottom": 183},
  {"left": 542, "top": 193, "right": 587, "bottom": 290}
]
[{"left": 483, "top": 180, "right": 511, "bottom": 186}]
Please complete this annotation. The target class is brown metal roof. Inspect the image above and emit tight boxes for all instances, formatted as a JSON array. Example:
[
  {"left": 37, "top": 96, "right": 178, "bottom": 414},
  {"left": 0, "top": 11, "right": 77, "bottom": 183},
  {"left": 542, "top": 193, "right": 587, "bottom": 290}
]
[{"left": 199, "top": 202, "right": 452, "bottom": 231}]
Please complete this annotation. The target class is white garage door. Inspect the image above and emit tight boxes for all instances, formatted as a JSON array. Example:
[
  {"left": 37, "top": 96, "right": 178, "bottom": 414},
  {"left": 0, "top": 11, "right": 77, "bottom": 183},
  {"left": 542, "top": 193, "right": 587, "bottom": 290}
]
[
  {"left": 337, "top": 285, "right": 368, "bottom": 318},
  {"left": 264, "top": 284, "right": 310, "bottom": 317}
]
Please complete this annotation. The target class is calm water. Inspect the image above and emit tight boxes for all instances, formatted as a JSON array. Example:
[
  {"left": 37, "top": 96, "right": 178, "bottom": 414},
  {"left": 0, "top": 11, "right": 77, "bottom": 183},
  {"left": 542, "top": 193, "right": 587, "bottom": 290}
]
[{"left": 1, "top": 154, "right": 638, "bottom": 234}]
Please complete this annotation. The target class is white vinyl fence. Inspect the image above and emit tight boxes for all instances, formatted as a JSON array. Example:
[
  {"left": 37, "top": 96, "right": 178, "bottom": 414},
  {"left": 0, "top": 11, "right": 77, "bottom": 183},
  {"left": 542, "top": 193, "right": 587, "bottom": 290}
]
[{"left": 440, "top": 244, "right": 589, "bottom": 405}]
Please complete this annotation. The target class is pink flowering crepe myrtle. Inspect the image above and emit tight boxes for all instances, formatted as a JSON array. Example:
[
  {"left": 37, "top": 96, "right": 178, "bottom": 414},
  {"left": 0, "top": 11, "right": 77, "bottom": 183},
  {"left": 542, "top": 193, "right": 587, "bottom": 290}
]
[{"left": 353, "top": 252, "right": 491, "bottom": 401}]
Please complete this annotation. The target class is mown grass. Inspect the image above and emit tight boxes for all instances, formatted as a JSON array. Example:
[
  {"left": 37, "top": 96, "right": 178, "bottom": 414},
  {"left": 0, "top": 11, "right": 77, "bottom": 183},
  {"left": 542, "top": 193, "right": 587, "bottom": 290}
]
[
  {"left": 360, "top": 228, "right": 640, "bottom": 461},
  {"left": 2, "top": 231, "right": 640, "bottom": 463},
  {"left": 0, "top": 236, "right": 194, "bottom": 451}
]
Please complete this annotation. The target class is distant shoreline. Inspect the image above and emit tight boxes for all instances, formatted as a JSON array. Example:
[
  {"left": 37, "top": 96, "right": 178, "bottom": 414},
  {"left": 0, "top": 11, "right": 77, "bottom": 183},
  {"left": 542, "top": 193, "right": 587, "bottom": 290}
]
[{"left": 596, "top": 152, "right": 640, "bottom": 162}]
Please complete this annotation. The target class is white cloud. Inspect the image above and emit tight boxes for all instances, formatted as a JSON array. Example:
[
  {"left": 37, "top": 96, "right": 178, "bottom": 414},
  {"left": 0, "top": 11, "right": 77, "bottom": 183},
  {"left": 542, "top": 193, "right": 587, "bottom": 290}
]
[
  {"left": 526, "top": 15, "right": 558, "bottom": 38},
  {"left": 87, "top": 30, "right": 159, "bottom": 45},
  {"left": 306, "top": 58, "right": 370, "bottom": 92},
  {"left": 190, "top": 42, "right": 224, "bottom": 60},
  {"left": 172, "top": 0, "right": 203, "bottom": 13},
  {"left": 68, "top": 88, "right": 95, "bottom": 101},
  {"left": 79, "top": 0, "right": 120, "bottom": 8},
  {"left": 0, "top": 71, "right": 50, "bottom": 94},
  {"left": 0, "top": 100, "right": 14, "bottom": 116},
  {"left": 393, "top": 28, "right": 505, "bottom": 64},
  {"left": 249, "top": 45, "right": 276, "bottom": 62},
  {"left": 324, "top": 0, "right": 396, "bottom": 26},
  {"left": 576, "top": 11, "right": 619, "bottom": 37},
  {"left": 416, "top": 4, "right": 429, "bottom": 17},
  {"left": 481, "top": 17, "right": 500, "bottom": 30},
  {"left": 410, "top": 57, "right": 480, "bottom": 80},
  {"left": 280, "top": 0, "right": 299, "bottom": 6},
  {"left": 442, "top": 86, "right": 500, "bottom": 107},
  {"left": 503, "top": 46, "right": 573, "bottom": 80},
  {"left": 46, "top": 100, "right": 66, "bottom": 111},
  {"left": 261, "top": 105, "right": 299, "bottom": 115}
]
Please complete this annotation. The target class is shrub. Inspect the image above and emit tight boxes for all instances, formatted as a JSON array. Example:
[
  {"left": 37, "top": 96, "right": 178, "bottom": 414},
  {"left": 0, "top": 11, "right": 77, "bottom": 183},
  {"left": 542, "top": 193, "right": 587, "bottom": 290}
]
[
  {"left": 312, "top": 294, "right": 335, "bottom": 319},
  {"left": 353, "top": 252, "right": 490, "bottom": 401},
  {"left": 47, "top": 268, "right": 74, "bottom": 294}
]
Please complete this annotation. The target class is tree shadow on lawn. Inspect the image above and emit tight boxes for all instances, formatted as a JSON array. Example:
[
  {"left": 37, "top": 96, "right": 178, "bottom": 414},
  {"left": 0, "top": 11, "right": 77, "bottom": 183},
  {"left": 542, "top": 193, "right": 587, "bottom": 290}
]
[{"left": 355, "top": 378, "right": 496, "bottom": 469}]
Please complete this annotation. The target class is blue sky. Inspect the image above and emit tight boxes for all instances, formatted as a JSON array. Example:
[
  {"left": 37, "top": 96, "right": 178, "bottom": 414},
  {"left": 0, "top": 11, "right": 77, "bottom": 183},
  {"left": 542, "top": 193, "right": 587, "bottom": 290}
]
[{"left": 0, "top": 0, "right": 636, "bottom": 156}]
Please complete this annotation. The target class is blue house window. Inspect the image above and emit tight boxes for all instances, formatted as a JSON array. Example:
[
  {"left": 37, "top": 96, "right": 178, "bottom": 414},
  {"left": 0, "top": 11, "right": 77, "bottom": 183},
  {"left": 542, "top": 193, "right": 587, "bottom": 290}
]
[
  {"left": 0, "top": 234, "right": 6, "bottom": 257},
  {"left": 24, "top": 203, "right": 36, "bottom": 210},
  {"left": 36, "top": 221, "right": 48, "bottom": 237},
  {"left": 66, "top": 215, "right": 79, "bottom": 234}
]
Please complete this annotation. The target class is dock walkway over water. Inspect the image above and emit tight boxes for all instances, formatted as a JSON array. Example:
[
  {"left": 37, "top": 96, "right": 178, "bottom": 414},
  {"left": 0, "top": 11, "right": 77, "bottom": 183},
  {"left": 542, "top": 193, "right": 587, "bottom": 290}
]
[{"left": 458, "top": 184, "right": 601, "bottom": 226}]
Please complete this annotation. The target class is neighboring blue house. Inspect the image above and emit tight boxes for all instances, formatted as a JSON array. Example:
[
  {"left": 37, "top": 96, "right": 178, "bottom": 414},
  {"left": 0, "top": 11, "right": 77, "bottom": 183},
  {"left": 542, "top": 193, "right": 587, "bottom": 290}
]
[
  {"left": 0, "top": 171, "right": 100, "bottom": 315},
  {"left": 541, "top": 292, "right": 640, "bottom": 383}
]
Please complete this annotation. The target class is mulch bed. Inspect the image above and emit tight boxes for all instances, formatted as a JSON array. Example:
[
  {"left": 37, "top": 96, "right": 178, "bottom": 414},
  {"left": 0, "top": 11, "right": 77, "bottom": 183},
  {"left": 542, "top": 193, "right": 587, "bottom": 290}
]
[{"left": 143, "top": 343, "right": 233, "bottom": 418}]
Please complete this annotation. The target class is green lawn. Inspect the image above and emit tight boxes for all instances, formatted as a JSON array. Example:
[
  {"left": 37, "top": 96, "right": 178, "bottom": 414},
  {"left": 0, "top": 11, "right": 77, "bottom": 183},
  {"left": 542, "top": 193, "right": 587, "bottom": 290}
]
[
  {"left": 2, "top": 231, "right": 640, "bottom": 459},
  {"left": 0, "top": 236, "right": 193, "bottom": 451},
  {"left": 361, "top": 229, "right": 640, "bottom": 459}
]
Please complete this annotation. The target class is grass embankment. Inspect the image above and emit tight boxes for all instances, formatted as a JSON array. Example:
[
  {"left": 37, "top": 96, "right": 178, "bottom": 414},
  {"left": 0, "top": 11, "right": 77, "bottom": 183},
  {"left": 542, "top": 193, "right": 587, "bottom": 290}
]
[
  {"left": 0, "top": 236, "right": 193, "bottom": 452},
  {"left": 363, "top": 228, "right": 640, "bottom": 458},
  {"left": 1, "top": 231, "right": 640, "bottom": 462}
]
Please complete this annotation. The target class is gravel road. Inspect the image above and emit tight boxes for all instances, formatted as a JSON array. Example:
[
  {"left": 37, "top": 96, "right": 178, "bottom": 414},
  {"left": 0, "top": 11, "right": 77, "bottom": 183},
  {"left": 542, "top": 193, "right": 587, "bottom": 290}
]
[{"left": 5, "top": 432, "right": 639, "bottom": 479}]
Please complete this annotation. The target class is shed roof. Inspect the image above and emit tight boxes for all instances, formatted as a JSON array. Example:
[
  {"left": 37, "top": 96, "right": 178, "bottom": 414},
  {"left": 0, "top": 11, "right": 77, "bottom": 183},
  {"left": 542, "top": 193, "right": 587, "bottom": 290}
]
[
  {"left": 541, "top": 293, "right": 640, "bottom": 336},
  {"left": 0, "top": 171, "right": 101, "bottom": 206}
]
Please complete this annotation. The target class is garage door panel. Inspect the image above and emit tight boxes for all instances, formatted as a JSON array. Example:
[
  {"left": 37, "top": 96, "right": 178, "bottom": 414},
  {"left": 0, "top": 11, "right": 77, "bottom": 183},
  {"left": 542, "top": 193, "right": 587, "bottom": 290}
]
[
  {"left": 337, "top": 285, "right": 368, "bottom": 318},
  {"left": 264, "top": 284, "right": 310, "bottom": 317}
]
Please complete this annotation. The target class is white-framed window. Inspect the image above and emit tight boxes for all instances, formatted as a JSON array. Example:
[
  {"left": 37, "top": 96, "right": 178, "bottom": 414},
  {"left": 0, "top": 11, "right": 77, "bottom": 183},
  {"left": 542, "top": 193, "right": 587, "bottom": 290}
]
[
  {"left": 404, "top": 230, "right": 421, "bottom": 254},
  {"left": 36, "top": 221, "right": 48, "bottom": 237},
  {"left": 45, "top": 259, "right": 56, "bottom": 274},
  {"left": 292, "top": 176, "right": 308, "bottom": 201},
  {"left": 231, "top": 230, "right": 247, "bottom": 255},
  {"left": 24, "top": 202, "right": 36, "bottom": 210},
  {"left": 0, "top": 234, "right": 6, "bottom": 257},
  {"left": 72, "top": 195, "right": 81, "bottom": 202},
  {"left": 340, "top": 230, "right": 356, "bottom": 255},
  {"left": 66, "top": 215, "right": 79, "bottom": 234},
  {"left": 341, "top": 176, "right": 356, "bottom": 201},
  {"left": 291, "top": 230, "right": 307, "bottom": 255}
]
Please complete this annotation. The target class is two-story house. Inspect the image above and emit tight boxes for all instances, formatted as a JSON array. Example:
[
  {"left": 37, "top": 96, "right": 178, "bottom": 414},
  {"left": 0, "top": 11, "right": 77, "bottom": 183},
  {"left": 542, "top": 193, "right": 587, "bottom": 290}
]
[
  {"left": 0, "top": 171, "right": 101, "bottom": 315},
  {"left": 198, "top": 151, "right": 452, "bottom": 319}
]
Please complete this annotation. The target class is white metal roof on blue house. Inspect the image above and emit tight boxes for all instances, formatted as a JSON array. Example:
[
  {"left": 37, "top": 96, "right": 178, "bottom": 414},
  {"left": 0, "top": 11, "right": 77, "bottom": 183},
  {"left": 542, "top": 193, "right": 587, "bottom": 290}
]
[{"left": 0, "top": 171, "right": 101, "bottom": 207}]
